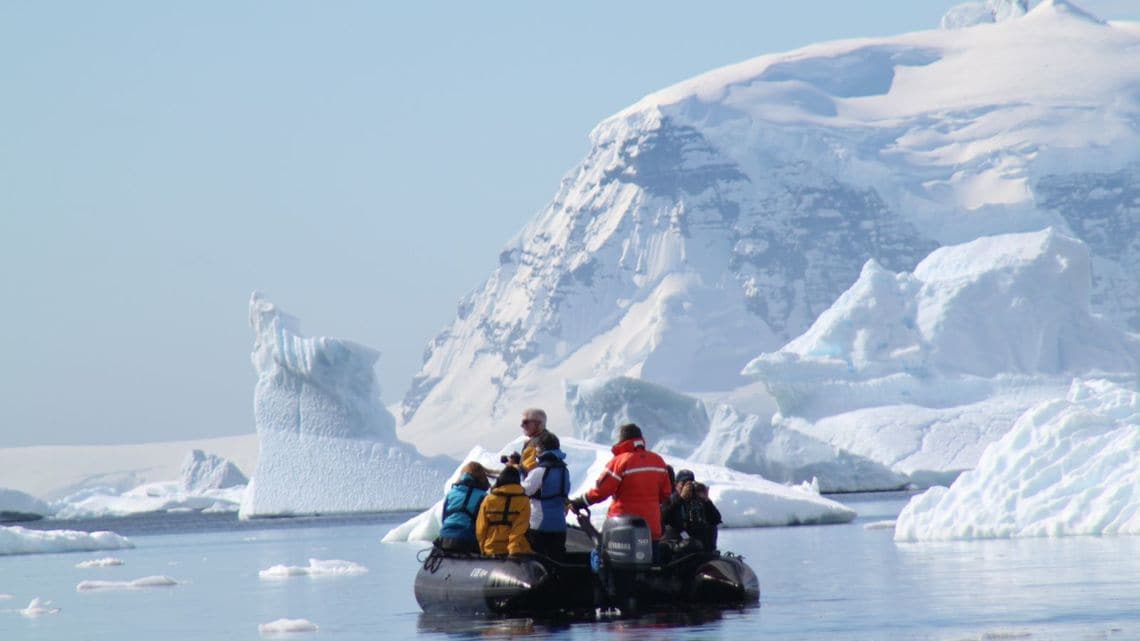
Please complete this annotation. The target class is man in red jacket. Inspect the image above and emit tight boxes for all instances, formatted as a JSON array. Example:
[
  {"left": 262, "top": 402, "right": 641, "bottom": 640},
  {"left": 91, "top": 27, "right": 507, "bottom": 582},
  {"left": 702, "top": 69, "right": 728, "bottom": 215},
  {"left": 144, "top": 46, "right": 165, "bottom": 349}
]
[{"left": 570, "top": 423, "right": 673, "bottom": 540}]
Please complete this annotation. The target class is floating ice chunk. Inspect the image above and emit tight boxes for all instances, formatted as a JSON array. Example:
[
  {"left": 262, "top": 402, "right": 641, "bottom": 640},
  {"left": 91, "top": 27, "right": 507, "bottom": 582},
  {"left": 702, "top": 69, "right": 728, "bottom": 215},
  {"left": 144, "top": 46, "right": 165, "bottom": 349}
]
[
  {"left": 895, "top": 379, "right": 1140, "bottom": 541},
  {"left": 864, "top": 520, "right": 897, "bottom": 530},
  {"left": 20, "top": 598, "right": 60, "bottom": 617},
  {"left": 258, "top": 618, "right": 319, "bottom": 635},
  {"left": 0, "top": 593, "right": 12, "bottom": 600},
  {"left": 258, "top": 559, "right": 368, "bottom": 580},
  {"left": 76, "top": 576, "right": 179, "bottom": 591},
  {"left": 75, "top": 557, "right": 125, "bottom": 569},
  {"left": 0, "top": 526, "right": 133, "bottom": 556}
]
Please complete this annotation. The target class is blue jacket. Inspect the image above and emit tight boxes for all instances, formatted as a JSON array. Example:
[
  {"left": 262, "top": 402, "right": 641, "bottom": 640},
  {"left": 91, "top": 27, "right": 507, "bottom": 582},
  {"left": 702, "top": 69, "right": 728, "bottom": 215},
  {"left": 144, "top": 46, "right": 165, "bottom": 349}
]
[
  {"left": 439, "top": 473, "right": 488, "bottom": 541},
  {"left": 521, "top": 449, "right": 570, "bottom": 532}
]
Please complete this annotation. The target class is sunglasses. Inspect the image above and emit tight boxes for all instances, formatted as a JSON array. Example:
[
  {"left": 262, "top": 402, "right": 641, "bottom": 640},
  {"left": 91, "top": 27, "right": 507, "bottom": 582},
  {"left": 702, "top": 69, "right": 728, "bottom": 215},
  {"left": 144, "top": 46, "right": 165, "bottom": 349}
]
[{"left": 520, "top": 419, "right": 541, "bottom": 427}]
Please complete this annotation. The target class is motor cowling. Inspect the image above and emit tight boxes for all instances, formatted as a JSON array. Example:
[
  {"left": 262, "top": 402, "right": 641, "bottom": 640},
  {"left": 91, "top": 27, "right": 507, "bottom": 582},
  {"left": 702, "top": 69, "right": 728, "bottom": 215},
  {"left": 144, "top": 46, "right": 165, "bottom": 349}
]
[{"left": 601, "top": 515, "right": 653, "bottom": 570}]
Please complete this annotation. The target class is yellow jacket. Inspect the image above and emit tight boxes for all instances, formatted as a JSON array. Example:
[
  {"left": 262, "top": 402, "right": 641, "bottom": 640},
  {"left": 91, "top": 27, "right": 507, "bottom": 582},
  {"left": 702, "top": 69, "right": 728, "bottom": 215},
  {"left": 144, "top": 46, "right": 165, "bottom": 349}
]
[
  {"left": 475, "top": 483, "right": 532, "bottom": 556},
  {"left": 520, "top": 429, "right": 549, "bottom": 473}
]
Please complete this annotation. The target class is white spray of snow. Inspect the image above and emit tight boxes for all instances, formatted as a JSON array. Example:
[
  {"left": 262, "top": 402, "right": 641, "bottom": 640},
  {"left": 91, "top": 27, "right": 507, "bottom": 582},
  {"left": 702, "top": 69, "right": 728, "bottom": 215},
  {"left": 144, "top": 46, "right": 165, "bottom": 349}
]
[
  {"left": 895, "top": 379, "right": 1140, "bottom": 541},
  {"left": 258, "top": 559, "right": 368, "bottom": 579},
  {"left": 75, "top": 576, "right": 179, "bottom": 591},
  {"left": 259, "top": 618, "right": 319, "bottom": 635}
]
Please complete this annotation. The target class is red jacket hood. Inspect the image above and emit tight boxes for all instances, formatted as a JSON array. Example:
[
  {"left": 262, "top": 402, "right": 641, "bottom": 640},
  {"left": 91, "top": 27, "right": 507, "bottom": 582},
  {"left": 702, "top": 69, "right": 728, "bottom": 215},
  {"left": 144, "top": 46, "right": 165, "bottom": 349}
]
[{"left": 611, "top": 438, "right": 646, "bottom": 455}]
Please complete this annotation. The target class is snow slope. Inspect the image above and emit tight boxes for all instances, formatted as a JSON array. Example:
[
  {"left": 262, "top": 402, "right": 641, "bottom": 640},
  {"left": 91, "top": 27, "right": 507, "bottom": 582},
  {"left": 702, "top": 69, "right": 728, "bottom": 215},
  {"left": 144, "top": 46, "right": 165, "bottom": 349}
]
[
  {"left": 382, "top": 435, "right": 855, "bottom": 543},
  {"left": 398, "top": 1, "right": 1140, "bottom": 459},
  {"left": 240, "top": 294, "right": 452, "bottom": 517},
  {"left": 745, "top": 229, "right": 1140, "bottom": 483},
  {"left": 895, "top": 379, "right": 1140, "bottom": 541}
]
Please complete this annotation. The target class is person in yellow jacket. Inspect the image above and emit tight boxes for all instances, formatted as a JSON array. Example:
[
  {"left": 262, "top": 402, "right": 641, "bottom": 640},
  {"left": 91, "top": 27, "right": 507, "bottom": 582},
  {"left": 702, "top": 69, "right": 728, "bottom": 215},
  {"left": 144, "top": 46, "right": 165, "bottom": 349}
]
[{"left": 476, "top": 465, "right": 533, "bottom": 556}]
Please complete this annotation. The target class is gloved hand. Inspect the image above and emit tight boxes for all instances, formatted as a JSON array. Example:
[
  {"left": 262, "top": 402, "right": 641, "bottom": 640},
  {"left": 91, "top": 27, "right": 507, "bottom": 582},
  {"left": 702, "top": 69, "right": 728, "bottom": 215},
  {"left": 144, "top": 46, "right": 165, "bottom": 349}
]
[{"left": 568, "top": 496, "right": 588, "bottom": 512}]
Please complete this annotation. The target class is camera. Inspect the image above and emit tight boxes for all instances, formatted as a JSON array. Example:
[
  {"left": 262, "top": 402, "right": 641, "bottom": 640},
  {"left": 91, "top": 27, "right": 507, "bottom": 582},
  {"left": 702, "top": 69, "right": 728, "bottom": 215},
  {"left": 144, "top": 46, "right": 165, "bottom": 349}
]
[{"left": 499, "top": 451, "right": 521, "bottom": 465}]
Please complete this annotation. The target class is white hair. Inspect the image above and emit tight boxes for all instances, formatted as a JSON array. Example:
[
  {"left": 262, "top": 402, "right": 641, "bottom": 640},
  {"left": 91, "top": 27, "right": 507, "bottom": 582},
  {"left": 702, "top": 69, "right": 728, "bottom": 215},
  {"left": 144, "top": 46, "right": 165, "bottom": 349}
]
[{"left": 522, "top": 407, "right": 547, "bottom": 427}]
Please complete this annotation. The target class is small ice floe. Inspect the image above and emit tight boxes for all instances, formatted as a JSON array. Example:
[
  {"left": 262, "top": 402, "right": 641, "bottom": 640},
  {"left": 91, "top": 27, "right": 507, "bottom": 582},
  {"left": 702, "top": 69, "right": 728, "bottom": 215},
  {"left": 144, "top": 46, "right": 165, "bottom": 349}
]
[
  {"left": 258, "top": 618, "right": 319, "bottom": 635},
  {"left": 0, "top": 593, "right": 13, "bottom": 600},
  {"left": 863, "top": 520, "right": 897, "bottom": 530},
  {"left": 76, "top": 575, "right": 179, "bottom": 591},
  {"left": 0, "top": 525, "right": 133, "bottom": 556},
  {"left": 20, "top": 598, "right": 60, "bottom": 617},
  {"left": 75, "top": 557, "right": 125, "bottom": 569},
  {"left": 258, "top": 559, "right": 368, "bottom": 580}
]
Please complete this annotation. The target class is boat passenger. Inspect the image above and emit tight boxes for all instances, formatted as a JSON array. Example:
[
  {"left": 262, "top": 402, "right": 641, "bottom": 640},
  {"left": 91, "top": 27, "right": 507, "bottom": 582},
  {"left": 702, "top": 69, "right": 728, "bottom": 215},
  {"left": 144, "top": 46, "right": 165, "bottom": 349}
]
[
  {"left": 520, "top": 431, "right": 570, "bottom": 560},
  {"left": 476, "top": 465, "right": 533, "bottom": 556},
  {"left": 661, "top": 469, "right": 723, "bottom": 553},
  {"left": 518, "top": 407, "right": 555, "bottom": 475},
  {"left": 569, "top": 423, "right": 672, "bottom": 541},
  {"left": 436, "top": 462, "right": 491, "bottom": 554}
]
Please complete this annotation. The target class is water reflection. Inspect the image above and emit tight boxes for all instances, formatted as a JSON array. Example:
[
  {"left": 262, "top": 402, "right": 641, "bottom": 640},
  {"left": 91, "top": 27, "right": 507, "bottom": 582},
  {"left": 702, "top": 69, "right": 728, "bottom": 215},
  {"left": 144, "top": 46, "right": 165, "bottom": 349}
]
[{"left": 417, "top": 605, "right": 745, "bottom": 637}]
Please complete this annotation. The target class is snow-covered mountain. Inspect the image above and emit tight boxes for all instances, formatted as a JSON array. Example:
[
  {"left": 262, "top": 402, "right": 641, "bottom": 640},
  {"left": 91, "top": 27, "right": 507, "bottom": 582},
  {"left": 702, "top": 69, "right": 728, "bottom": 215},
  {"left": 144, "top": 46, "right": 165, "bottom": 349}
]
[{"left": 398, "top": 0, "right": 1140, "bottom": 458}]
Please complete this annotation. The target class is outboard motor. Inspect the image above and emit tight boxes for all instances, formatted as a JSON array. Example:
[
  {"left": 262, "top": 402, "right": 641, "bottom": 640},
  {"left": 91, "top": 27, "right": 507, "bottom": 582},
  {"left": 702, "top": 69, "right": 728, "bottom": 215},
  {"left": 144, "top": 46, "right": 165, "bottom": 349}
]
[{"left": 599, "top": 515, "right": 653, "bottom": 611}]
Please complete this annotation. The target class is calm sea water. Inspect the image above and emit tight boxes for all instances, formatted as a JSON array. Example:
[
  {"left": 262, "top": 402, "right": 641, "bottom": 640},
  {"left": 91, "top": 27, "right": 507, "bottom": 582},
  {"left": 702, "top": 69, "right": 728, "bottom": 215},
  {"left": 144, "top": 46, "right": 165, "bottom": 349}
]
[{"left": 3, "top": 493, "right": 1139, "bottom": 641}]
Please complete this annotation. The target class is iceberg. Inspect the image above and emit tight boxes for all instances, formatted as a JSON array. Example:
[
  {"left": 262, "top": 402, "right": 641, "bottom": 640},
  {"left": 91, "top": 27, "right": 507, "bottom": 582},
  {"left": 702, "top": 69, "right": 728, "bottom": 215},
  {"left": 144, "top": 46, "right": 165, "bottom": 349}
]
[
  {"left": 382, "top": 435, "right": 855, "bottom": 543},
  {"left": 51, "top": 480, "right": 246, "bottom": 520},
  {"left": 181, "top": 449, "right": 247, "bottom": 493},
  {"left": 241, "top": 294, "right": 453, "bottom": 517},
  {"left": 51, "top": 449, "right": 249, "bottom": 519},
  {"left": 0, "top": 487, "right": 51, "bottom": 521},
  {"left": 0, "top": 525, "right": 133, "bottom": 556},
  {"left": 895, "top": 379, "right": 1140, "bottom": 541},
  {"left": 566, "top": 376, "right": 906, "bottom": 492},
  {"left": 745, "top": 230, "right": 1140, "bottom": 483}
]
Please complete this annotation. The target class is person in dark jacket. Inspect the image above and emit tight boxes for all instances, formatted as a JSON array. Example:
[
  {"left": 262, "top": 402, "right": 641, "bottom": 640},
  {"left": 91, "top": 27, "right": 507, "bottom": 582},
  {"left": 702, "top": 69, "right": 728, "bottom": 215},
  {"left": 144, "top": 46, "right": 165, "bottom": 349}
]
[
  {"left": 661, "top": 469, "right": 723, "bottom": 553},
  {"left": 436, "top": 461, "right": 491, "bottom": 553},
  {"left": 520, "top": 431, "right": 570, "bottom": 560}
]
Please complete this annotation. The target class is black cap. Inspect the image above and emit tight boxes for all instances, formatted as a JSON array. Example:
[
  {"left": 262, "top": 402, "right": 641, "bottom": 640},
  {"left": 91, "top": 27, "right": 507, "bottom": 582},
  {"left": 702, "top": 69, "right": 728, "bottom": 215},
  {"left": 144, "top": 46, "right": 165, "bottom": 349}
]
[
  {"left": 675, "top": 469, "right": 695, "bottom": 484},
  {"left": 495, "top": 466, "right": 521, "bottom": 487},
  {"left": 618, "top": 423, "right": 642, "bottom": 442}
]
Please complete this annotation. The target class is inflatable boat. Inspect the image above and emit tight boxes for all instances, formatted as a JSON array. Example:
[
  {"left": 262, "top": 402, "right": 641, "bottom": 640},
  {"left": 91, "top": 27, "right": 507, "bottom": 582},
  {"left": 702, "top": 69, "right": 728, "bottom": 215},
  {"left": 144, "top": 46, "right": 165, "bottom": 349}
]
[{"left": 414, "top": 511, "right": 760, "bottom": 616}]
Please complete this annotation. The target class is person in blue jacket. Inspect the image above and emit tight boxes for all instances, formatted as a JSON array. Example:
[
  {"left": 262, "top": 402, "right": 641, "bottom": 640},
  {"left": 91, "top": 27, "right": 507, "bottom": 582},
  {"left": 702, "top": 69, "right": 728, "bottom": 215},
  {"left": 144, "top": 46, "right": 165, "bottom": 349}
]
[
  {"left": 436, "top": 461, "right": 491, "bottom": 553},
  {"left": 520, "top": 431, "right": 570, "bottom": 560}
]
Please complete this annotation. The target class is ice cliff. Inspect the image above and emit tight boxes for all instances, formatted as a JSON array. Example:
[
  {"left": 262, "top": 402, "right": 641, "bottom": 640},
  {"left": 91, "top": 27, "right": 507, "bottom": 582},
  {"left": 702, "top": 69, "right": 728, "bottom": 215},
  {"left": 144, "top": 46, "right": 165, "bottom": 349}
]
[{"left": 241, "top": 293, "right": 452, "bottom": 517}]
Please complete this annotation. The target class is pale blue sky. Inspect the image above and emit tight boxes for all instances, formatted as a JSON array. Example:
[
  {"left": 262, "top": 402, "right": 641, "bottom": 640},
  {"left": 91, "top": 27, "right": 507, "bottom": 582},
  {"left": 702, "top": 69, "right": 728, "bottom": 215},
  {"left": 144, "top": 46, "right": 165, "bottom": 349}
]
[{"left": 2, "top": 1, "right": 1135, "bottom": 446}]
